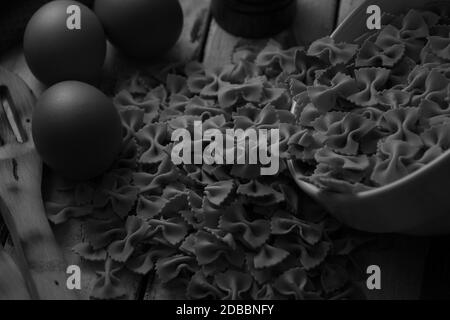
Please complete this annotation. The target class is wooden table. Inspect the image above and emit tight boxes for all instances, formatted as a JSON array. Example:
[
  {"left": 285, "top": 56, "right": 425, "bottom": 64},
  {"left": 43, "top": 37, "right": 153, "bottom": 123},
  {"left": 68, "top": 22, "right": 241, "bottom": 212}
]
[{"left": 1, "top": 0, "right": 450, "bottom": 300}]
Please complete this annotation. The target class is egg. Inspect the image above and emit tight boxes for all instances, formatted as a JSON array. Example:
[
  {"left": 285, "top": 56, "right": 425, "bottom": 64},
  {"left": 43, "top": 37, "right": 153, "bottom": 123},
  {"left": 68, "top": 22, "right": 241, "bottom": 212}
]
[
  {"left": 32, "top": 81, "right": 123, "bottom": 180},
  {"left": 94, "top": 0, "right": 183, "bottom": 59},
  {"left": 24, "top": 0, "right": 106, "bottom": 85}
]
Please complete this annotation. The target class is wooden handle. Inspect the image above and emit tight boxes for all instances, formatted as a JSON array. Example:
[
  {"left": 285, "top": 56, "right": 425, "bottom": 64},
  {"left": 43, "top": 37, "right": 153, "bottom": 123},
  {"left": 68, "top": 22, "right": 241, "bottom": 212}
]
[
  {"left": 0, "top": 149, "right": 77, "bottom": 299},
  {"left": 0, "top": 66, "right": 77, "bottom": 299},
  {"left": 0, "top": 248, "right": 31, "bottom": 299}
]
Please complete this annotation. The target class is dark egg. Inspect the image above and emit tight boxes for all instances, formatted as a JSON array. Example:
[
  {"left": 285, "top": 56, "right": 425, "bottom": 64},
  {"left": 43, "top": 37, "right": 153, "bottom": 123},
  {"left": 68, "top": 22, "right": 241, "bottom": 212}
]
[
  {"left": 24, "top": 0, "right": 106, "bottom": 85},
  {"left": 32, "top": 81, "right": 123, "bottom": 180},
  {"left": 94, "top": 0, "right": 183, "bottom": 60}
]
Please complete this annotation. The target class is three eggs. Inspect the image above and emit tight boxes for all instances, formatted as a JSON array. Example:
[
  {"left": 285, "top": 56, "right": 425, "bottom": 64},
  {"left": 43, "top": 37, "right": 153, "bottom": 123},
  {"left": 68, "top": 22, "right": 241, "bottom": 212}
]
[{"left": 25, "top": 0, "right": 183, "bottom": 180}]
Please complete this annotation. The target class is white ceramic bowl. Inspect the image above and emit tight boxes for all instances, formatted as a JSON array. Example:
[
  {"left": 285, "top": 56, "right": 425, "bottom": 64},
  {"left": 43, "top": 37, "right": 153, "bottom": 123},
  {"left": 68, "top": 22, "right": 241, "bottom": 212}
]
[{"left": 289, "top": 0, "right": 450, "bottom": 235}]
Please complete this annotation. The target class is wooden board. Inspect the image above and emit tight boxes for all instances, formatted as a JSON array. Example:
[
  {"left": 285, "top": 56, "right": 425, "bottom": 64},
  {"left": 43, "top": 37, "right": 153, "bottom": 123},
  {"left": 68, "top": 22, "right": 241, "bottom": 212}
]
[
  {"left": 357, "top": 236, "right": 429, "bottom": 299},
  {"left": 0, "top": 48, "right": 45, "bottom": 97},
  {"left": 0, "top": 42, "right": 140, "bottom": 303},
  {"left": 420, "top": 236, "right": 450, "bottom": 299},
  {"left": 39, "top": 173, "right": 140, "bottom": 300},
  {"left": 0, "top": 247, "right": 31, "bottom": 299},
  {"left": 0, "top": 0, "right": 444, "bottom": 300}
]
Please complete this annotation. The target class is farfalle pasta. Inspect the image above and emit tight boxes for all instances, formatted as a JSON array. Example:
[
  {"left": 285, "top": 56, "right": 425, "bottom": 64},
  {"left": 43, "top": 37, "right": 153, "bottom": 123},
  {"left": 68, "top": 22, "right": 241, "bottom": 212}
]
[
  {"left": 42, "top": 7, "right": 410, "bottom": 299},
  {"left": 292, "top": 7, "right": 450, "bottom": 193},
  {"left": 307, "top": 36, "right": 358, "bottom": 66}
]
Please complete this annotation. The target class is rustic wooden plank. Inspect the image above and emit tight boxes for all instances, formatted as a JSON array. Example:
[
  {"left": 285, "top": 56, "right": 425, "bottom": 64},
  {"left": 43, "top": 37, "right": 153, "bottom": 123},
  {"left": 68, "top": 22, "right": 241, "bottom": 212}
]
[
  {"left": 0, "top": 222, "right": 7, "bottom": 245},
  {"left": 356, "top": 236, "right": 429, "bottom": 300},
  {"left": 203, "top": 20, "right": 240, "bottom": 70},
  {"left": 52, "top": 220, "right": 141, "bottom": 299},
  {"left": 0, "top": 48, "right": 45, "bottom": 97},
  {"left": 41, "top": 172, "right": 142, "bottom": 300},
  {"left": 0, "top": 247, "right": 31, "bottom": 299},
  {"left": 420, "top": 236, "right": 450, "bottom": 299},
  {"left": 170, "top": 0, "right": 212, "bottom": 62},
  {"left": 0, "top": 52, "right": 121, "bottom": 299},
  {"left": 337, "top": 0, "right": 365, "bottom": 25}
]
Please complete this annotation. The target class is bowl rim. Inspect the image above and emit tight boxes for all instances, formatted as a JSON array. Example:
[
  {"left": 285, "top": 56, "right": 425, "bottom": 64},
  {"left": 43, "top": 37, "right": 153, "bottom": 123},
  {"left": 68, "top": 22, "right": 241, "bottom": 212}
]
[
  {"left": 288, "top": 100, "right": 450, "bottom": 198},
  {"left": 288, "top": 0, "right": 450, "bottom": 199}
]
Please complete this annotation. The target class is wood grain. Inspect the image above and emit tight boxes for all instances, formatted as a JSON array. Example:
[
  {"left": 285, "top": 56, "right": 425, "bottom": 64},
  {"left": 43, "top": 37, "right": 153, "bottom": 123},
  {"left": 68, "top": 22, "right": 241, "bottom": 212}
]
[
  {"left": 0, "top": 67, "right": 77, "bottom": 299},
  {"left": 171, "top": 0, "right": 212, "bottom": 62},
  {"left": 0, "top": 248, "right": 30, "bottom": 299},
  {"left": 0, "top": 48, "right": 45, "bottom": 97},
  {"left": 42, "top": 173, "right": 142, "bottom": 300},
  {"left": 0, "top": 47, "right": 119, "bottom": 302},
  {"left": 203, "top": 20, "right": 241, "bottom": 70},
  {"left": 357, "top": 236, "right": 429, "bottom": 299},
  {"left": 420, "top": 236, "right": 450, "bottom": 299}
]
